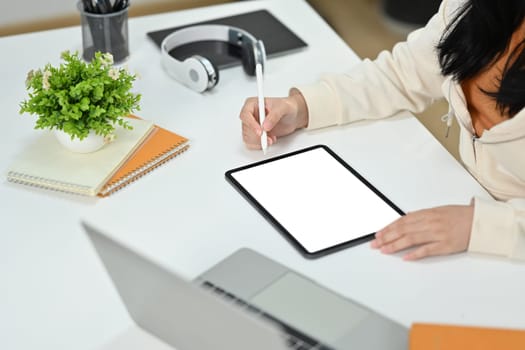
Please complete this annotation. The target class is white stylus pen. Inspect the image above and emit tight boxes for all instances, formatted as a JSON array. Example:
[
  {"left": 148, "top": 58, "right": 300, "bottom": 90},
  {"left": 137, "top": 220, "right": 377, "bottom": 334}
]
[{"left": 255, "top": 63, "right": 267, "bottom": 154}]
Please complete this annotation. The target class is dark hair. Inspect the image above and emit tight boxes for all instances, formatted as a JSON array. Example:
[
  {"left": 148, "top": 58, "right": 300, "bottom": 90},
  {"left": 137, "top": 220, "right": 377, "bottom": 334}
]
[{"left": 437, "top": 0, "right": 525, "bottom": 117}]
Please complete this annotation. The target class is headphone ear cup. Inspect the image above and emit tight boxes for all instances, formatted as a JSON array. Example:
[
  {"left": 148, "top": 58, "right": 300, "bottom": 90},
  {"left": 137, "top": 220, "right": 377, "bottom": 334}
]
[
  {"left": 240, "top": 41, "right": 257, "bottom": 76},
  {"left": 205, "top": 57, "right": 220, "bottom": 88},
  {"left": 182, "top": 55, "right": 219, "bottom": 92}
]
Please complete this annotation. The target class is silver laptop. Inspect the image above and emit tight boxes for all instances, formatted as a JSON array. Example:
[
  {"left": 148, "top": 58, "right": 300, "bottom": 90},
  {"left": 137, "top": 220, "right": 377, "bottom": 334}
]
[{"left": 83, "top": 221, "right": 407, "bottom": 350}]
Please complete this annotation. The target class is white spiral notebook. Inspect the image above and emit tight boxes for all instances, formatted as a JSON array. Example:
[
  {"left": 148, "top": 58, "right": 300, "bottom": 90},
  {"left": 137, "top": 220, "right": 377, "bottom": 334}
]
[{"left": 6, "top": 118, "right": 154, "bottom": 196}]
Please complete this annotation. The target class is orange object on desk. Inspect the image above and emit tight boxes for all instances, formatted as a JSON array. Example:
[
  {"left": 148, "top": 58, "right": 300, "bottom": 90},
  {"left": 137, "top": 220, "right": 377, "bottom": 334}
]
[
  {"left": 410, "top": 323, "right": 525, "bottom": 350},
  {"left": 98, "top": 115, "right": 189, "bottom": 197}
]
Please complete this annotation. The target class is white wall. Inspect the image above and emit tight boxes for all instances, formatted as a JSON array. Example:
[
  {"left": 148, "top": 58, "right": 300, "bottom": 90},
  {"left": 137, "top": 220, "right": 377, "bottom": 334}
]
[{"left": 0, "top": 0, "right": 166, "bottom": 27}]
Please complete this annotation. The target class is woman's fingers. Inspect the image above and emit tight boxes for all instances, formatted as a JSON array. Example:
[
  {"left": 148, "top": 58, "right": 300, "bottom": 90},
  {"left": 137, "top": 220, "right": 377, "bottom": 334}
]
[
  {"left": 242, "top": 122, "right": 261, "bottom": 149},
  {"left": 403, "top": 242, "right": 446, "bottom": 261},
  {"left": 370, "top": 205, "right": 474, "bottom": 261},
  {"left": 371, "top": 212, "right": 426, "bottom": 248},
  {"left": 240, "top": 98, "right": 263, "bottom": 135}
]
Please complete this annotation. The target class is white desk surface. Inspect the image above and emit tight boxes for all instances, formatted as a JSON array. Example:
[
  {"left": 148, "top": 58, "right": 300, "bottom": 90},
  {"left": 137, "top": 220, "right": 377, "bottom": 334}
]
[{"left": 1, "top": 1, "right": 524, "bottom": 349}]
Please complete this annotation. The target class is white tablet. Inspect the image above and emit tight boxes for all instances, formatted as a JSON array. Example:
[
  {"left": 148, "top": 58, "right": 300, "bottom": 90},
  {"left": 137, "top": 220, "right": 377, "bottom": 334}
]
[{"left": 225, "top": 145, "right": 404, "bottom": 258}]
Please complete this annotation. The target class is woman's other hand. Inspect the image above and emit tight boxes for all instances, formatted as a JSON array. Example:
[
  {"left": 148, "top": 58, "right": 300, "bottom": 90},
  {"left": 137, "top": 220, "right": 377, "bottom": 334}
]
[{"left": 370, "top": 204, "right": 474, "bottom": 260}]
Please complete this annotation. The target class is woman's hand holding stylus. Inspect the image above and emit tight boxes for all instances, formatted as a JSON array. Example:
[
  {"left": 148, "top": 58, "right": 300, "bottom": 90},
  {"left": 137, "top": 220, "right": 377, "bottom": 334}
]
[{"left": 239, "top": 91, "right": 308, "bottom": 150}]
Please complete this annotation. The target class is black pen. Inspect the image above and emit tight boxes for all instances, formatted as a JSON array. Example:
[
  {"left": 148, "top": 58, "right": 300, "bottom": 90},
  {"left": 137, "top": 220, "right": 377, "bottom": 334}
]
[
  {"left": 89, "top": 0, "right": 101, "bottom": 13},
  {"left": 94, "top": 0, "right": 109, "bottom": 14},
  {"left": 112, "top": 0, "right": 124, "bottom": 11},
  {"left": 102, "top": 0, "right": 113, "bottom": 12},
  {"left": 82, "top": 0, "right": 94, "bottom": 13}
]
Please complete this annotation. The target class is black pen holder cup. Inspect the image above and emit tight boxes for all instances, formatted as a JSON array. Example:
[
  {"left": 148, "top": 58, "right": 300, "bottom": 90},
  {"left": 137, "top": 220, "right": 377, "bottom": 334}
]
[{"left": 78, "top": 1, "right": 130, "bottom": 63}]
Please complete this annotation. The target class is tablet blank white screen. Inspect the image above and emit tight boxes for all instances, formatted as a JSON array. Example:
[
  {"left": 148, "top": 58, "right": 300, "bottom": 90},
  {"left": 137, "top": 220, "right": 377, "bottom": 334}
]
[{"left": 231, "top": 147, "right": 402, "bottom": 253}]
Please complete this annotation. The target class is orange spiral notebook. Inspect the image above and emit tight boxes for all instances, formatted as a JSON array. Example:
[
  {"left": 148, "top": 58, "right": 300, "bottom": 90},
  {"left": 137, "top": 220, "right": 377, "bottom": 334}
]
[
  {"left": 98, "top": 122, "right": 189, "bottom": 197},
  {"left": 410, "top": 323, "right": 525, "bottom": 350}
]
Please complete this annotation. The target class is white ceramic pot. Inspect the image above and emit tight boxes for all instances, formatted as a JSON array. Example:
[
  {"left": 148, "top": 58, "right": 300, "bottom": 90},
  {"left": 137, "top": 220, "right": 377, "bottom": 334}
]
[{"left": 54, "top": 129, "right": 107, "bottom": 153}]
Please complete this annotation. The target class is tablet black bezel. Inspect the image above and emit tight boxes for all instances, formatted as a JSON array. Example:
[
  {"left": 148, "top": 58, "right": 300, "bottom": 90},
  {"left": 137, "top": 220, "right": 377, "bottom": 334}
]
[{"left": 225, "top": 145, "right": 405, "bottom": 258}]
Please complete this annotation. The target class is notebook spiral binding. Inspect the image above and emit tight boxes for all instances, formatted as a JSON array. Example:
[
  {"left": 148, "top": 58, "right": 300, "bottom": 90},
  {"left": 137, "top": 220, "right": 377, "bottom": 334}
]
[
  {"left": 7, "top": 171, "right": 93, "bottom": 196},
  {"left": 98, "top": 142, "right": 190, "bottom": 197}
]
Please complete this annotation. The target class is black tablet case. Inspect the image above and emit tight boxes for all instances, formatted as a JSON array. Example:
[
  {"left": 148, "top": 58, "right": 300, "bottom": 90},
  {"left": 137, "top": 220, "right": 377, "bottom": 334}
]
[{"left": 147, "top": 9, "right": 308, "bottom": 68}]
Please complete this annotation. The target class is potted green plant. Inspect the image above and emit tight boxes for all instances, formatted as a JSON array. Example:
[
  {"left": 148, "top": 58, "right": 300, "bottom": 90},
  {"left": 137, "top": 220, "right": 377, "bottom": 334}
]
[{"left": 19, "top": 51, "right": 141, "bottom": 153}]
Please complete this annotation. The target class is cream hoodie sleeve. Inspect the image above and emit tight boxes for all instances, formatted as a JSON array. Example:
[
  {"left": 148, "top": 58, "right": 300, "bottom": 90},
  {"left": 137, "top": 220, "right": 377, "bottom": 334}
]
[
  {"left": 297, "top": 0, "right": 457, "bottom": 130},
  {"left": 470, "top": 197, "right": 525, "bottom": 260}
]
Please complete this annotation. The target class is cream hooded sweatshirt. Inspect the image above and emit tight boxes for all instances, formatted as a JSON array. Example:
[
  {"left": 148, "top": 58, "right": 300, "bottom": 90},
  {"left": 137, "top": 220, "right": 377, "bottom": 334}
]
[{"left": 297, "top": 0, "right": 525, "bottom": 260}]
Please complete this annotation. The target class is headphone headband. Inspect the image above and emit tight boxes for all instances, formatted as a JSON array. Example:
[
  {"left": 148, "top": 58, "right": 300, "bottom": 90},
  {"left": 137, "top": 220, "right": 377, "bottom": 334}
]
[
  {"left": 162, "top": 25, "right": 258, "bottom": 51},
  {"left": 160, "top": 24, "right": 265, "bottom": 92}
]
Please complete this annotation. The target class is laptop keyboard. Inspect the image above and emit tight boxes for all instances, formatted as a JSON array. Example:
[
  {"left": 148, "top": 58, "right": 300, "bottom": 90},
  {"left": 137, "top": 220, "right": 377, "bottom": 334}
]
[{"left": 201, "top": 280, "right": 335, "bottom": 350}]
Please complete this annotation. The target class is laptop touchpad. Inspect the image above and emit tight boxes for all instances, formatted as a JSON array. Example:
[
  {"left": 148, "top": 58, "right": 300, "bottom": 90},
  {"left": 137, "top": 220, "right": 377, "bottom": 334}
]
[{"left": 250, "top": 273, "right": 369, "bottom": 343}]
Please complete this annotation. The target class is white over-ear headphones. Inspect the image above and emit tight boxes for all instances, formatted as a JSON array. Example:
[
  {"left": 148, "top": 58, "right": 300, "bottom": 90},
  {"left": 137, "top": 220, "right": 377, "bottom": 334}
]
[{"left": 161, "top": 24, "right": 266, "bottom": 92}]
